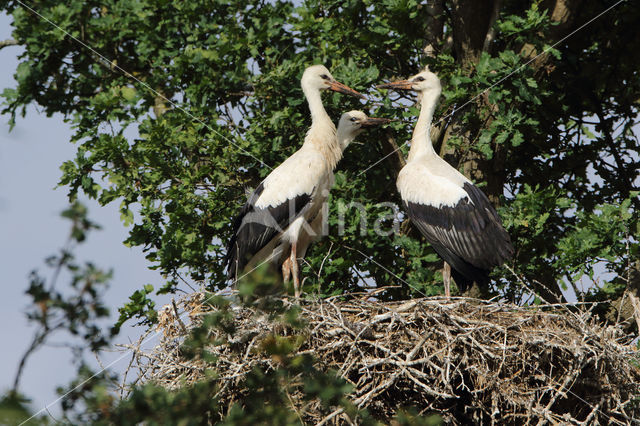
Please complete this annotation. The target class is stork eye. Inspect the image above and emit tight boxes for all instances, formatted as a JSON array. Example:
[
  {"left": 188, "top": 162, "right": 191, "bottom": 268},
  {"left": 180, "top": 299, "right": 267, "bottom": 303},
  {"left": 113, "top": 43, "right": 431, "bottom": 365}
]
[
  {"left": 415, "top": 76, "right": 426, "bottom": 82},
  {"left": 350, "top": 117, "right": 357, "bottom": 122},
  {"left": 320, "top": 74, "right": 330, "bottom": 80}
]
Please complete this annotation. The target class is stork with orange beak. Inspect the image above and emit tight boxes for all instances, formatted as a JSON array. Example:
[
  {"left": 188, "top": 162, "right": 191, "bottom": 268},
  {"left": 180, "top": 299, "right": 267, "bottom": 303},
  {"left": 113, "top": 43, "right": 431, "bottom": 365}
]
[
  {"left": 225, "top": 66, "right": 387, "bottom": 297},
  {"left": 378, "top": 67, "right": 513, "bottom": 297}
]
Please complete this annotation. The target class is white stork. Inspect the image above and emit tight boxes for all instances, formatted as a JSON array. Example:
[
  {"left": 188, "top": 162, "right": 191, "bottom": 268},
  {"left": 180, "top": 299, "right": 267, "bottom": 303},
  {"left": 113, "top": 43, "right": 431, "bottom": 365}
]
[
  {"left": 378, "top": 67, "right": 513, "bottom": 296},
  {"left": 279, "top": 110, "right": 391, "bottom": 283},
  {"left": 225, "top": 65, "right": 372, "bottom": 297}
]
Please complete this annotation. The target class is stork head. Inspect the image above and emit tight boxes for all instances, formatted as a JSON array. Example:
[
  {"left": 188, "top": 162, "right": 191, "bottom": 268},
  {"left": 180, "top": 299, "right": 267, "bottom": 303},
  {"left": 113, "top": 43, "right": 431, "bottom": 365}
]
[
  {"left": 337, "top": 110, "right": 391, "bottom": 150},
  {"left": 377, "top": 66, "right": 441, "bottom": 99},
  {"left": 301, "top": 65, "right": 365, "bottom": 99}
]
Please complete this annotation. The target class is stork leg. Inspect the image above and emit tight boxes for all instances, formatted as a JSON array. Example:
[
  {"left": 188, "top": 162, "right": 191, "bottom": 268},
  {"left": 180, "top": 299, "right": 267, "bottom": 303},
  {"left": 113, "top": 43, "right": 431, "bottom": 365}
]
[
  {"left": 282, "top": 257, "right": 292, "bottom": 283},
  {"left": 443, "top": 262, "right": 451, "bottom": 298},
  {"left": 290, "top": 242, "right": 301, "bottom": 298}
]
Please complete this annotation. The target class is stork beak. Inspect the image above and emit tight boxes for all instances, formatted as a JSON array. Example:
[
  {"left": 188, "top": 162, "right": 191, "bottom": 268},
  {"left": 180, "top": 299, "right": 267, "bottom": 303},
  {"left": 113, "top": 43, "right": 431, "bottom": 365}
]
[
  {"left": 360, "top": 117, "right": 391, "bottom": 128},
  {"left": 376, "top": 80, "right": 414, "bottom": 91},
  {"left": 328, "top": 81, "right": 366, "bottom": 99}
]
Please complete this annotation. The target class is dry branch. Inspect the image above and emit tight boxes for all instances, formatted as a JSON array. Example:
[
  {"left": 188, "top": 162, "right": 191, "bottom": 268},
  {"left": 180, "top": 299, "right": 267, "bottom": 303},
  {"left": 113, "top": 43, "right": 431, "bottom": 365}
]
[
  {"left": 0, "top": 39, "right": 18, "bottom": 50},
  {"left": 127, "top": 293, "right": 640, "bottom": 424}
]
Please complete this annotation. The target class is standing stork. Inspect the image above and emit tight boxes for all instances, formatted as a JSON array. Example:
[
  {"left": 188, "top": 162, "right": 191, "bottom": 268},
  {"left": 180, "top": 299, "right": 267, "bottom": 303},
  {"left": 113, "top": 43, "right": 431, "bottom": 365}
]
[
  {"left": 279, "top": 110, "right": 391, "bottom": 283},
  {"left": 377, "top": 67, "right": 513, "bottom": 297},
  {"left": 224, "top": 65, "right": 367, "bottom": 297}
]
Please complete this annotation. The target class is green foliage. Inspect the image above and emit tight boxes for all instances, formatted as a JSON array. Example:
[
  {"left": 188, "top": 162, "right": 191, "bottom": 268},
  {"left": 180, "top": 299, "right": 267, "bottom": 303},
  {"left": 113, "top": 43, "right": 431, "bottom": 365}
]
[
  {"left": 2, "top": 0, "right": 638, "bottom": 311},
  {"left": 556, "top": 193, "right": 638, "bottom": 283},
  {"left": 48, "top": 270, "right": 447, "bottom": 424},
  {"left": 112, "top": 283, "right": 156, "bottom": 334},
  {"left": 2, "top": 0, "right": 640, "bottom": 420},
  {"left": 394, "top": 408, "right": 443, "bottom": 426},
  {"left": 1, "top": 202, "right": 112, "bottom": 424},
  {"left": 55, "top": 270, "right": 376, "bottom": 424},
  {"left": 0, "top": 392, "right": 46, "bottom": 426},
  {"left": 55, "top": 364, "right": 119, "bottom": 424},
  {"left": 23, "top": 202, "right": 111, "bottom": 352}
]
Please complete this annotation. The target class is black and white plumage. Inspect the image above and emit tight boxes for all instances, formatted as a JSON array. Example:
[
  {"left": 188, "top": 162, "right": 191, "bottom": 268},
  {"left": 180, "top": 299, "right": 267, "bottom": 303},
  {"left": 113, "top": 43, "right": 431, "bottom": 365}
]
[
  {"left": 378, "top": 68, "right": 513, "bottom": 295},
  {"left": 224, "top": 64, "right": 378, "bottom": 297},
  {"left": 278, "top": 110, "right": 391, "bottom": 283}
]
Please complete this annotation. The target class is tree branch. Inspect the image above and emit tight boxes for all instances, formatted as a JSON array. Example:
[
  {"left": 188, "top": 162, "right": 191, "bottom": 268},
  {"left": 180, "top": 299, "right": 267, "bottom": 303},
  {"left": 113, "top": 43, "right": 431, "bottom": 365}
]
[
  {"left": 0, "top": 39, "right": 19, "bottom": 50},
  {"left": 380, "top": 130, "right": 406, "bottom": 181},
  {"left": 12, "top": 323, "right": 63, "bottom": 392},
  {"left": 482, "top": 0, "right": 502, "bottom": 53},
  {"left": 592, "top": 102, "right": 639, "bottom": 208},
  {"left": 422, "top": 0, "right": 445, "bottom": 58},
  {"left": 520, "top": 0, "right": 584, "bottom": 75}
]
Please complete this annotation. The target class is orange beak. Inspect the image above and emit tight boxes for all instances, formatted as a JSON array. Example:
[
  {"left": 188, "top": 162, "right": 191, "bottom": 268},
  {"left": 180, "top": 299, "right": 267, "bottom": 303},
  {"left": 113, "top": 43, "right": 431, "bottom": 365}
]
[
  {"left": 376, "top": 80, "right": 414, "bottom": 91},
  {"left": 327, "top": 80, "right": 366, "bottom": 99},
  {"left": 360, "top": 117, "right": 391, "bottom": 128}
]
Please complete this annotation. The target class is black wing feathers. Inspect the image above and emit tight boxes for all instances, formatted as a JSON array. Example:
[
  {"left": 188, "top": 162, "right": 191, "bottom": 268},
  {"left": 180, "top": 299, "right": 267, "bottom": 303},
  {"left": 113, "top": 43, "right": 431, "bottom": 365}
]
[
  {"left": 405, "top": 182, "right": 513, "bottom": 289},
  {"left": 464, "top": 183, "right": 514, "bottom": 262},
  {"left": 225, "top": 182, "right": 312, "bottom": 280}
]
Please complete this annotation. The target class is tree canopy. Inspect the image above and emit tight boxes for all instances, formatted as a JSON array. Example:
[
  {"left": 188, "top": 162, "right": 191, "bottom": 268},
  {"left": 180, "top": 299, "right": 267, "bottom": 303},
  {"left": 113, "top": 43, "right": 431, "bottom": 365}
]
[
  {"left": 4, "top": 0, "right": 638, "bottom": 312},
  {"left": 2, "top": 0, "right": 640, "bottom": 422}
]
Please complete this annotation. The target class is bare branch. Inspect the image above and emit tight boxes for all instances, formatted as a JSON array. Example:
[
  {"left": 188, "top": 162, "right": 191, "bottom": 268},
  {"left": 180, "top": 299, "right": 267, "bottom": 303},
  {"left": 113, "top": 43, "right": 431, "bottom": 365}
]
[
  {"left": 379, "top": 130, "right": 406, "bottom": 181},
  {"left": 127, "top": 293, "right": 640, "bottom": 423},
  {"left": 0, "top": 39, "right": 19, "bottom": 50}
]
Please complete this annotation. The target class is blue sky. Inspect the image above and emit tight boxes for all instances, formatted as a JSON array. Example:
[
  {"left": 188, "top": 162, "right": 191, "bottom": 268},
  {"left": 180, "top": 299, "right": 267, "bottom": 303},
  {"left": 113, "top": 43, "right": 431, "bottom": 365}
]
[
  {"left": 1, "top": 12, "right": 168, "bottom": 418},
  {"left": 3, "top": 3, "right": 631, "bottom": 419}
]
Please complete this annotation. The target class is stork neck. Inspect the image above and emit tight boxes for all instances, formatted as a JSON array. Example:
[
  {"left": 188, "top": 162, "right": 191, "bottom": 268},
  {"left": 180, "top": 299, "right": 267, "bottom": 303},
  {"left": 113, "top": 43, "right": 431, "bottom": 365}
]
[
  {"left": 337, "top": 129, "right": 355, "bottom": 152},
  {"left": 302, "top": 85, "right": 341, "bottom": 169},
  {"left": 408, "top": 90, "right": 439, "bottom": 161},
  {"left": 303, "top": 85, "right": 331, "bottom": 123}
]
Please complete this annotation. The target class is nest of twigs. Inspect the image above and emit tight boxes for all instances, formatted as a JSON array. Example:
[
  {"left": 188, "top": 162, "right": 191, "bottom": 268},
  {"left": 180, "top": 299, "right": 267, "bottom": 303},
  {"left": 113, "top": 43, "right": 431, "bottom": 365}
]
[{"left": 128, "top": 293, "right": 640, "bottom": 424}]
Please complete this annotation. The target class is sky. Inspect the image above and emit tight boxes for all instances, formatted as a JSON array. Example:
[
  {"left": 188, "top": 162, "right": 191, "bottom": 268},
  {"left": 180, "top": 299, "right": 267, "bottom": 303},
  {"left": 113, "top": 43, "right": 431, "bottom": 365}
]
[
  {"left": 0, "top": 13, "right": 169, "bottom": 419},
  {"left": 1, "top": 3, "right": 632, "bottom": 421},
  {"left": 0, "top": 9, "right": 577, "bottom": 419}
]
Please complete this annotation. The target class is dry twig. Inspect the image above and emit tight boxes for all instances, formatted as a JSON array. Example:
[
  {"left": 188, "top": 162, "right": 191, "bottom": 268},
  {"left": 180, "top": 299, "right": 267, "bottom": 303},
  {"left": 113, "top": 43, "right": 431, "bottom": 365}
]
[{"left": 124, "top": 293, "right": 640, "bottom": 424}]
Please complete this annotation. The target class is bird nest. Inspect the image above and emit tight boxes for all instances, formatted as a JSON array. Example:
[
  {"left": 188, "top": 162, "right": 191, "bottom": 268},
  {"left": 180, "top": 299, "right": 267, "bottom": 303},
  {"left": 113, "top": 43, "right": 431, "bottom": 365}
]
[{"left": 125, "top": 293, "right": 640, "bottom": 424}]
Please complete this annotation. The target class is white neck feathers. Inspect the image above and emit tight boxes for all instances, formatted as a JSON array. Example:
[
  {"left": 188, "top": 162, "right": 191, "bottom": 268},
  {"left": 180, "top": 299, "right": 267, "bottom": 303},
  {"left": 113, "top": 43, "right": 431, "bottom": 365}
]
[
  {"left": 302, "top": 85, "right": 341, "bottom": 170},
  {"left": 408, "top": 90, "right": 439, "bottom": 161},
  {"left": 336, "top": 126, "right": 355, "bottom": 152}
]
